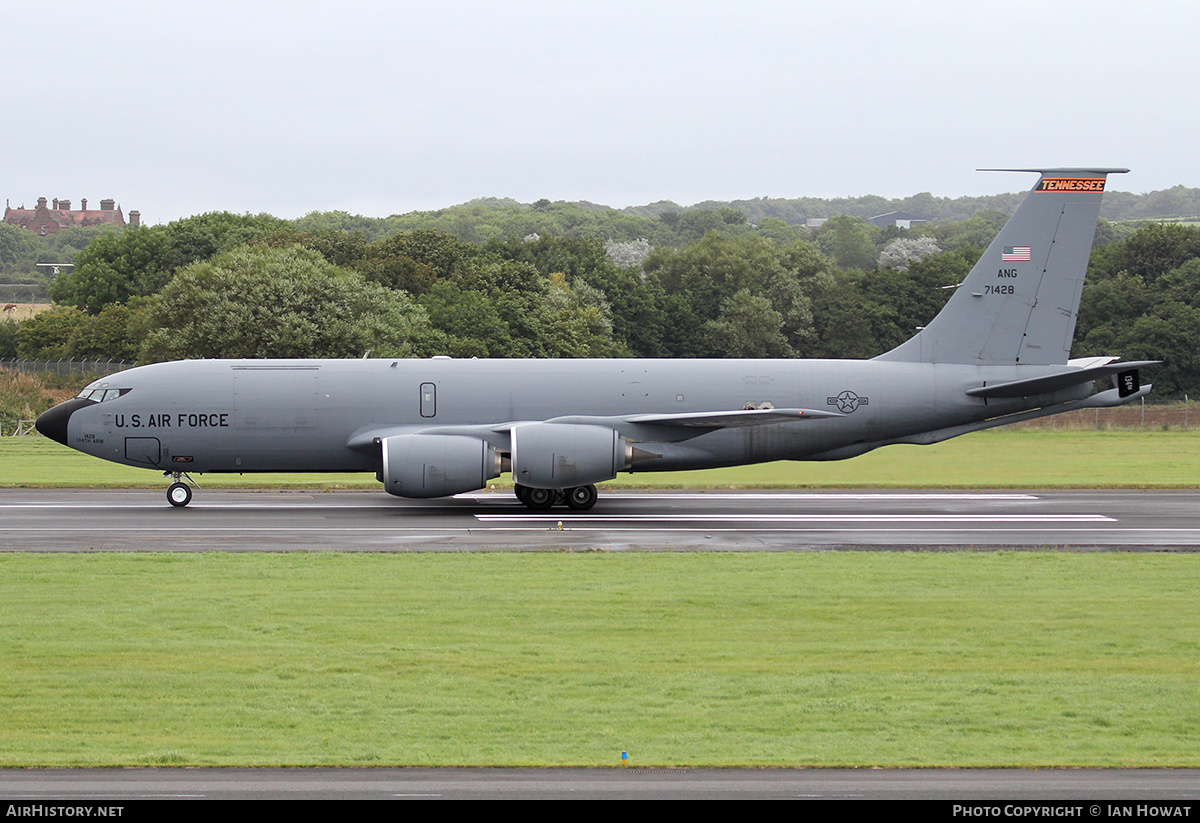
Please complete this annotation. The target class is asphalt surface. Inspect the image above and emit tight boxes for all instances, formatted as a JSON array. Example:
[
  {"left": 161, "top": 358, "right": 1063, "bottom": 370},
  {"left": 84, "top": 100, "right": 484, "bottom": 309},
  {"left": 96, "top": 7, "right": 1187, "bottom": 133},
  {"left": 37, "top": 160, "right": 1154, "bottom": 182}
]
[
  {"left": 3, "top": 767, "right": 1200, "bottom": 800},
  {"left": 1, "top": 487, "right": 1198, "bottom": 552}
]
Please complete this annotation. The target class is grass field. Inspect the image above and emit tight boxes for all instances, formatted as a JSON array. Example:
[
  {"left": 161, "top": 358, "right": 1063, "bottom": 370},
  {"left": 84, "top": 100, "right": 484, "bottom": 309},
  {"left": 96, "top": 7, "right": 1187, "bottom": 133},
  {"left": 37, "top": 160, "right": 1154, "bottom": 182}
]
[
  {"left": 2, "top": 428, "right": 1198, "bottom": 489},
  {"left": 2, "top": 552, "right": 1199, "bottom": 767},
  {"left": 0, "top": 303, "right": 50, "bottom": 322}
]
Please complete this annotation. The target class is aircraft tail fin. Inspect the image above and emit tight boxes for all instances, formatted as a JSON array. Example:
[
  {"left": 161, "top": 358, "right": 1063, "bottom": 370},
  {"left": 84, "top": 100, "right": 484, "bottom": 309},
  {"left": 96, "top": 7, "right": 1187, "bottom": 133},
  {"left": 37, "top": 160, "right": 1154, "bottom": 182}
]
[{"left": 875, "top": 168, "right": 1127, "bottom": 365}]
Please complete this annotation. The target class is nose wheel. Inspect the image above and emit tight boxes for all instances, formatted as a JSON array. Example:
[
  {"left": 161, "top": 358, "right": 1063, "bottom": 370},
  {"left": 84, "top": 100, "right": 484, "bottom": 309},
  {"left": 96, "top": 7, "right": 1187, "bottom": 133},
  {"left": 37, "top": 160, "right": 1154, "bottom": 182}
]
[{"left": 164, "top": 472, "right": 197, "bottom": 507}]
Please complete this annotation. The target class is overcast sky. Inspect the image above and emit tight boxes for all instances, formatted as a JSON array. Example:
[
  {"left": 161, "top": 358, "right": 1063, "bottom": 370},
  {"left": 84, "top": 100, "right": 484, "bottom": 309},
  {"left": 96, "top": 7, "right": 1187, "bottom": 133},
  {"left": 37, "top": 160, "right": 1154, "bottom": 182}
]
[{"left": 4, "top": 0, "right": 1196, "bottom": 224}]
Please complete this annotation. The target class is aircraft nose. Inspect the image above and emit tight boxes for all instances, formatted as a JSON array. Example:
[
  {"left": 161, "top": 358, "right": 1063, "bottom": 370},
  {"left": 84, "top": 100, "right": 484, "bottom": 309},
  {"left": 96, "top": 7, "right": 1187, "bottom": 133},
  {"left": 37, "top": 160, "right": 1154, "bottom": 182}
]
[{"left": 35, "top": 398, "right": 95, "bottom": 446}]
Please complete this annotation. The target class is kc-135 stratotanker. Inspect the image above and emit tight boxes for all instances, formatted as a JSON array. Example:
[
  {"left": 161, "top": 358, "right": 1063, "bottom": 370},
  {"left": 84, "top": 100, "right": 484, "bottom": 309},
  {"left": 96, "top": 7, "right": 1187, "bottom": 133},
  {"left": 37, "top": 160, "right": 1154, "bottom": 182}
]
[{"left": 37, "top": 168, "right": 1157, "bottom": 509}]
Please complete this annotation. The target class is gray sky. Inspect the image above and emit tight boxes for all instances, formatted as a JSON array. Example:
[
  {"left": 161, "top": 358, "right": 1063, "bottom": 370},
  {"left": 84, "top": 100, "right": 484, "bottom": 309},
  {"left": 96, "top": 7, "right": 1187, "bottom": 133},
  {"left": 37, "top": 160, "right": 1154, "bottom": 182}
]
[{"left": 4, "top": 0, "right": 1196, "bottom": 224}]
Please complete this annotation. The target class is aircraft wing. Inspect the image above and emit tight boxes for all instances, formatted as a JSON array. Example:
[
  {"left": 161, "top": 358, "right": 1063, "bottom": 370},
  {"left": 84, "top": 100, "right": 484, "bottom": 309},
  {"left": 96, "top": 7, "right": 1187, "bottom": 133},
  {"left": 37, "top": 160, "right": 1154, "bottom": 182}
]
[
  {"left": 534, "top": 407, "right": 843, "bottom": 442},
  {"left": 618, "top": 407, "right": 843, "bottom": 428},
  {"left": 966, "top": 360, "right": 1161, "bottom": 400},
  {"left": 346, "top": 407, "right": 841, "bottom": 453}
]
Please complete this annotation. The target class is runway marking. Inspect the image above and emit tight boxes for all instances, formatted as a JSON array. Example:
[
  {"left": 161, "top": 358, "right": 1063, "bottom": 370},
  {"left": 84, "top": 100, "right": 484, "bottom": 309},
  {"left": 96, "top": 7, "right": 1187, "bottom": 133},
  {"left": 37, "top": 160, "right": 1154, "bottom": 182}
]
[
  {"left": 462, "top": 492, "right": 1042, "bottom": 502},
  {"left": 0, "top": 492, "right": 1041, "bottom": 509},
  {"left": 474, "top": 514, "right": 1115, "bottom": 523},
  {"left": 6, "top": 525, "right": 1155, "bottom": 534}
]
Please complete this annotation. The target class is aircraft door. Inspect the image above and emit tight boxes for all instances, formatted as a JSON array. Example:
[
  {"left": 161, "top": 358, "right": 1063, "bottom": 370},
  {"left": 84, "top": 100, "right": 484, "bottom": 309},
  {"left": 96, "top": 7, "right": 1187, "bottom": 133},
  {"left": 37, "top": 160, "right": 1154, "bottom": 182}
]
[
  {"left": 420, "top": 383, "right": 436, "bottom": 418},
  {"left": 125, "top": 437, "right": 161, "bottom": 466}
]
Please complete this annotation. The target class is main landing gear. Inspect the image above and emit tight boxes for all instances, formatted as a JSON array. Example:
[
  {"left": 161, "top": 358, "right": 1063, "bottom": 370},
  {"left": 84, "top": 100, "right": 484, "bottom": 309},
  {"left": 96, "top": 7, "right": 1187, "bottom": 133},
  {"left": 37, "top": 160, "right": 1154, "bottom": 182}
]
[
  {"left": 514, "top": 483, "right": 599, "bottom": 511},
  {"left": 164, "top": 471, "right": 196, "bottom": 507}
]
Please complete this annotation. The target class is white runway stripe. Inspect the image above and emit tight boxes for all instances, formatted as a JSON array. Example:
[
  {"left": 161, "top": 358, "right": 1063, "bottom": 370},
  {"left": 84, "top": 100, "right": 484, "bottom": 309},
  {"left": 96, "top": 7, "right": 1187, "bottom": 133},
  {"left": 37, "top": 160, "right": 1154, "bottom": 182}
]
[
  {"left": 475, "top": 514, "right": 1114, "bottom": 523},
  {"left": 459, "top": 492, "right": 1041, "bottom": 501}
]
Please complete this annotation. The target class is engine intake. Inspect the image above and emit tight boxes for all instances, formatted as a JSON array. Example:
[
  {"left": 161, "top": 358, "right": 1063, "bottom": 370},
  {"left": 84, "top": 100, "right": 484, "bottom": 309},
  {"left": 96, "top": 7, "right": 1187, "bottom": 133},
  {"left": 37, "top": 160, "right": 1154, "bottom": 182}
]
[
  {"left": 510, "top": 423, "right": 630, "bottom": 489},
  {"left": 381, "top": 434, "right": 501, "bottom": 498}
]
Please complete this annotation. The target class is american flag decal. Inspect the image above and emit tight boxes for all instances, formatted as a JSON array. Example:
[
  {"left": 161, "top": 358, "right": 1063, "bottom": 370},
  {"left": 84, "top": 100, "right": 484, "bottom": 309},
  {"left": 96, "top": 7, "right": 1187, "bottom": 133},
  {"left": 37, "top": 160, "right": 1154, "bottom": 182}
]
[{"left": 1002, "top": 245, "right": 1031, "bottom": 262}]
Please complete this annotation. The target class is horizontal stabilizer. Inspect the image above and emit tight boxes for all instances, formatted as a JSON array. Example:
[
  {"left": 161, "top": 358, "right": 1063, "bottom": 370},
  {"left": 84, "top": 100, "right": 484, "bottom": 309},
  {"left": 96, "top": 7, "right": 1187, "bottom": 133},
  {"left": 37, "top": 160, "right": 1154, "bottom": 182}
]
[{"left": 966, "top": 360, "right": 1161, "bottom": 399}]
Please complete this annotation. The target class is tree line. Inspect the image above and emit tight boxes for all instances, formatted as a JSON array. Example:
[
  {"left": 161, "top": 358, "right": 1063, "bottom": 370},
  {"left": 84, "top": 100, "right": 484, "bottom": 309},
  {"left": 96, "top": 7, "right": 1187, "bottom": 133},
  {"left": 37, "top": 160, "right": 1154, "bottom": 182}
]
[
  {"left": 1, "top": 206, "right": 1199, "bottom": 399},
  {"left": 7, "top": 181, "right": 1200, "bottom": 282}
]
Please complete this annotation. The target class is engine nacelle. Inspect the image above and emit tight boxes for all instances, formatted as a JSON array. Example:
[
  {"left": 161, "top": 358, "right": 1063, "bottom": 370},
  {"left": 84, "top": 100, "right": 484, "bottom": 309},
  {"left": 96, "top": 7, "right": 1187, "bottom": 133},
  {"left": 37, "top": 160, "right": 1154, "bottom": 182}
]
[
  {"left": 381, "top": 434, "right": 502, "bottom": 498},
  {"left": 510, "top": 423, "right": 629, "bottom": 489}
]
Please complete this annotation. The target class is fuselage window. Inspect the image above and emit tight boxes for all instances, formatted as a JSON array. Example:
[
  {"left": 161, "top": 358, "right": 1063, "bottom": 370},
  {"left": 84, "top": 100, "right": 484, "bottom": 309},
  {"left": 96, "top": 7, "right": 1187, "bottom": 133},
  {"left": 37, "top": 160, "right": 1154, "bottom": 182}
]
[{"left": 77, "top": 388, "right": 132, "bottom": 402}]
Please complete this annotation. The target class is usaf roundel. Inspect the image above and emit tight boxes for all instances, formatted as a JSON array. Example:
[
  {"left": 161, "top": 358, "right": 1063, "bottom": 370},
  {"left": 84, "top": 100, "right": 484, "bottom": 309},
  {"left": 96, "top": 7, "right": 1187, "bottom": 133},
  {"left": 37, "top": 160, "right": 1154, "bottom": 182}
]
[{"left": 827, "top": 390, "right": 869, "bottom": 413}]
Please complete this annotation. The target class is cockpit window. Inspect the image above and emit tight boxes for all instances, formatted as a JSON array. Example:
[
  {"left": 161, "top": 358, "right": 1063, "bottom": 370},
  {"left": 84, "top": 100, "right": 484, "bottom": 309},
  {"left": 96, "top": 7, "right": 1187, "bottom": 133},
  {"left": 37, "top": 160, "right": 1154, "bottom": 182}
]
[{"left": 76, "top": 388, "right": 131, "bottom": 402}]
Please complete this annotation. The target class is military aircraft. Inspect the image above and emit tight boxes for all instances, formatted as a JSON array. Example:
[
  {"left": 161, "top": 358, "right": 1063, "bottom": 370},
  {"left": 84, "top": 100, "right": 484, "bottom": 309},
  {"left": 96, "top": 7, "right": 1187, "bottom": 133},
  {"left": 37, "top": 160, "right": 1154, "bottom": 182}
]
[{"left": 37, "top": 167, "right": 1156, "bottom": 509}]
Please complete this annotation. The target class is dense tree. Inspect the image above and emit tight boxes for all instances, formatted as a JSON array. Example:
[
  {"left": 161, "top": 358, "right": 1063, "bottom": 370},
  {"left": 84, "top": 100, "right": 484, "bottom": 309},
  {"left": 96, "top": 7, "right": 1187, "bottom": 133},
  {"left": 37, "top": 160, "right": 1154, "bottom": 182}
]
[
  {"left": 809, "top": 248, "right": 974, "bottom": 358},
  {"left": 914, "top": 210, "right": 1006, "bottom": 251},
  {"left": 0, "top": 318, "right": 16, "bottom": 358},
  {"left": 813, "top": 215, "right": 880, "bottom": 269},
  {"left": 431, "top": 258, "right": 626, "bottom": 358},
  {"left": 1089, "top": 223, "right": 1200, "bottom": 283},
  {"left": 2, "top": 300, "right": 146, "bottom": 361},
  {"left": 0, "top": 223, "right": 37, "bottom": 268},
  {"left": 49, "top": 226, "right": 172, "bottom": 311},
  {"left": 418, "top": 281, "right": 515, "bottom": 358},
  {"left": 66, "top": 301, "right": 148, "bottom": 362},
  {"left": 482, "top": 234, "right": 664, "bottom": 355},
  {"left": 1075, "top": 236, "right": 1200, "bottom": 397},
  {"left": 671, "top": 208, "right": 752, "bottom": 243},
  {"left": 1076, "top": 301, "right": 1200, "bottom": 397},
  {"left": 643, "top": 234, "right": 827, "bottom": 357},
  {"left": 371, "top": 228, "right": 480, "bottom": 281},
  {"left": 703, "top": 290, "right": 794, "bottom": 358},
  {"left": 878, "top": 236, "right": 942, "bottom": 271},
  {"left": 139, "top": 245, "right": 430, "bottom": 361},
  {"left": 808, "top": 272, "right": 894, "bottom": 360},
  {"left": 156, "top": 212, "right": 293, "bottom": 274},
  {"left": 274, "top": 229, "right": 368, "bottom": 267},
  {"left": 49, "top": 213, "right": 294, "bottom": 314},
  {"left": 14, "top": 306, "right": 90, "bottom": 359}
]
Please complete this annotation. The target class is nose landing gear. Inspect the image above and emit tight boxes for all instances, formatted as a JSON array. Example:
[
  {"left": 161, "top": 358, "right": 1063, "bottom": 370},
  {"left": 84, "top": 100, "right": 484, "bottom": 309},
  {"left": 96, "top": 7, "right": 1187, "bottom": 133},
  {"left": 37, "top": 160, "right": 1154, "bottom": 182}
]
[{"left": 164, "top": 472, "right": 197, "bottom": 507}]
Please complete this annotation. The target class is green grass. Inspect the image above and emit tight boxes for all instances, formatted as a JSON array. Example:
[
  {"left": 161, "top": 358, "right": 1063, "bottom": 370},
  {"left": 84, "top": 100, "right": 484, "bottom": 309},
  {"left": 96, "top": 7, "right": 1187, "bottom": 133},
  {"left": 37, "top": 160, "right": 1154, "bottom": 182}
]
[
  {"left": 1, "top": 552, "right": 1198, "bottom": 767},
  {"left": 3, "top": 428, "right": 1198, "bottom": 489}
]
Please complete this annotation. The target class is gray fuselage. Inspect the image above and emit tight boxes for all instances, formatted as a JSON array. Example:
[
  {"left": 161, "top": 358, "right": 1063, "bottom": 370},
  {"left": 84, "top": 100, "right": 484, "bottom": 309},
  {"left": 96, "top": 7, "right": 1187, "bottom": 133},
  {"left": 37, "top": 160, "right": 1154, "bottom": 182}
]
[{"left": 61, "top": 356, "right": 1087, "bottom": 476}]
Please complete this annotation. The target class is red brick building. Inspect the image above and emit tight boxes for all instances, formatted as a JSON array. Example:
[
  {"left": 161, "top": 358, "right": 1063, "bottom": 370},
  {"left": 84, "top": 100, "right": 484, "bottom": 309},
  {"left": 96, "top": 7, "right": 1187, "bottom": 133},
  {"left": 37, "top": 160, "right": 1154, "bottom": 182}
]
[{"left": 3, "top": 196, "right": 141, "bottom": 235}]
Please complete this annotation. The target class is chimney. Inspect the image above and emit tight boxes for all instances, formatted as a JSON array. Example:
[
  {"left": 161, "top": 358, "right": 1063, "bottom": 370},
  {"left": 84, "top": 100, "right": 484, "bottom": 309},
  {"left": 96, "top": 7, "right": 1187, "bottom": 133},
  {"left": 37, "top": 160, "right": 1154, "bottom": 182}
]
[
  {"left": 100, "top": 198, "right": 115, "bottom": 211},
  {"left": 59, "top": 199, "right": 71, "bottom": 211},
  {"left": 129, "top": 210, "right": 141, "bottom": 227},
  {"left": 81, "top": 198, "right": 88, "bottom": 210},
  {"left": 52, "top": 198, "right": 59, "bottom": 209},
  {"left": 37, "top": 197, "right": 47, "bottom": 209}
]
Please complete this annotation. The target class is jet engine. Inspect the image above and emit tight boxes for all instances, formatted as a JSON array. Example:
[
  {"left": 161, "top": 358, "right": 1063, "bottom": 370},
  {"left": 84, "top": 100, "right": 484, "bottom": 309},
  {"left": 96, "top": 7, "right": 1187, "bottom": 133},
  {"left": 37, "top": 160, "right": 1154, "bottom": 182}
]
[
  {"left": 381, "top": 434, "right": 502, "bottom": 498},
  {"left": 510, "top": 423, "right": 631, "bottom": 489}
]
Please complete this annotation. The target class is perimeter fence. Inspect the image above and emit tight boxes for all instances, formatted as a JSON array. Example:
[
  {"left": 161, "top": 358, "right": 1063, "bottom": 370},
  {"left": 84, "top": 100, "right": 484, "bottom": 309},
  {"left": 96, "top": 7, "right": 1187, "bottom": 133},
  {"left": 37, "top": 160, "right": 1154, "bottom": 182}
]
[
  {"left": 1003, "top": 397, "right": 1192, "bottom": 431},
  {"left": 0, "top": 358, "right": 136, "bottom": 377}
]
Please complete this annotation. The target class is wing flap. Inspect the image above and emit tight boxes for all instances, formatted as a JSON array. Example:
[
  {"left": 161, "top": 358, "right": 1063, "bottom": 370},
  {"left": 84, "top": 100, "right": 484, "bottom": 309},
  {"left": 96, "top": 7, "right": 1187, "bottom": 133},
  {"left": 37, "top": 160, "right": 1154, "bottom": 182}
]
[{"left": 622, "top": 408, "right": 843, "bottom": 428}]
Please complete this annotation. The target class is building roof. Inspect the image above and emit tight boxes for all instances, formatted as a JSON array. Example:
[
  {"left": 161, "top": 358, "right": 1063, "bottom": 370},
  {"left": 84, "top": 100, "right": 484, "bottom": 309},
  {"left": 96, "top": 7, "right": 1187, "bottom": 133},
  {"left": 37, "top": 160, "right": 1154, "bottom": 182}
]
[
  {"left": 866, "top": 210, "right": 929, "bottom": 228},
  {"left": 3, "top": 197, "right": 136, "bottom": 234}
]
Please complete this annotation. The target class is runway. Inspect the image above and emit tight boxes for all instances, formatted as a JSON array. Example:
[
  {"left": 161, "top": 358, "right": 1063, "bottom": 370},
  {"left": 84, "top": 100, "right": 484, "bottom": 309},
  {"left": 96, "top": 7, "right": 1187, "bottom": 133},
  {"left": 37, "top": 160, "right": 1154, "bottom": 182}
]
[
  {"left": 1, "top": 488, "right": 1197, "bottom": 551},
  {"left": 4, "top": 766, "right": 1200, "bottom": 800}
]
